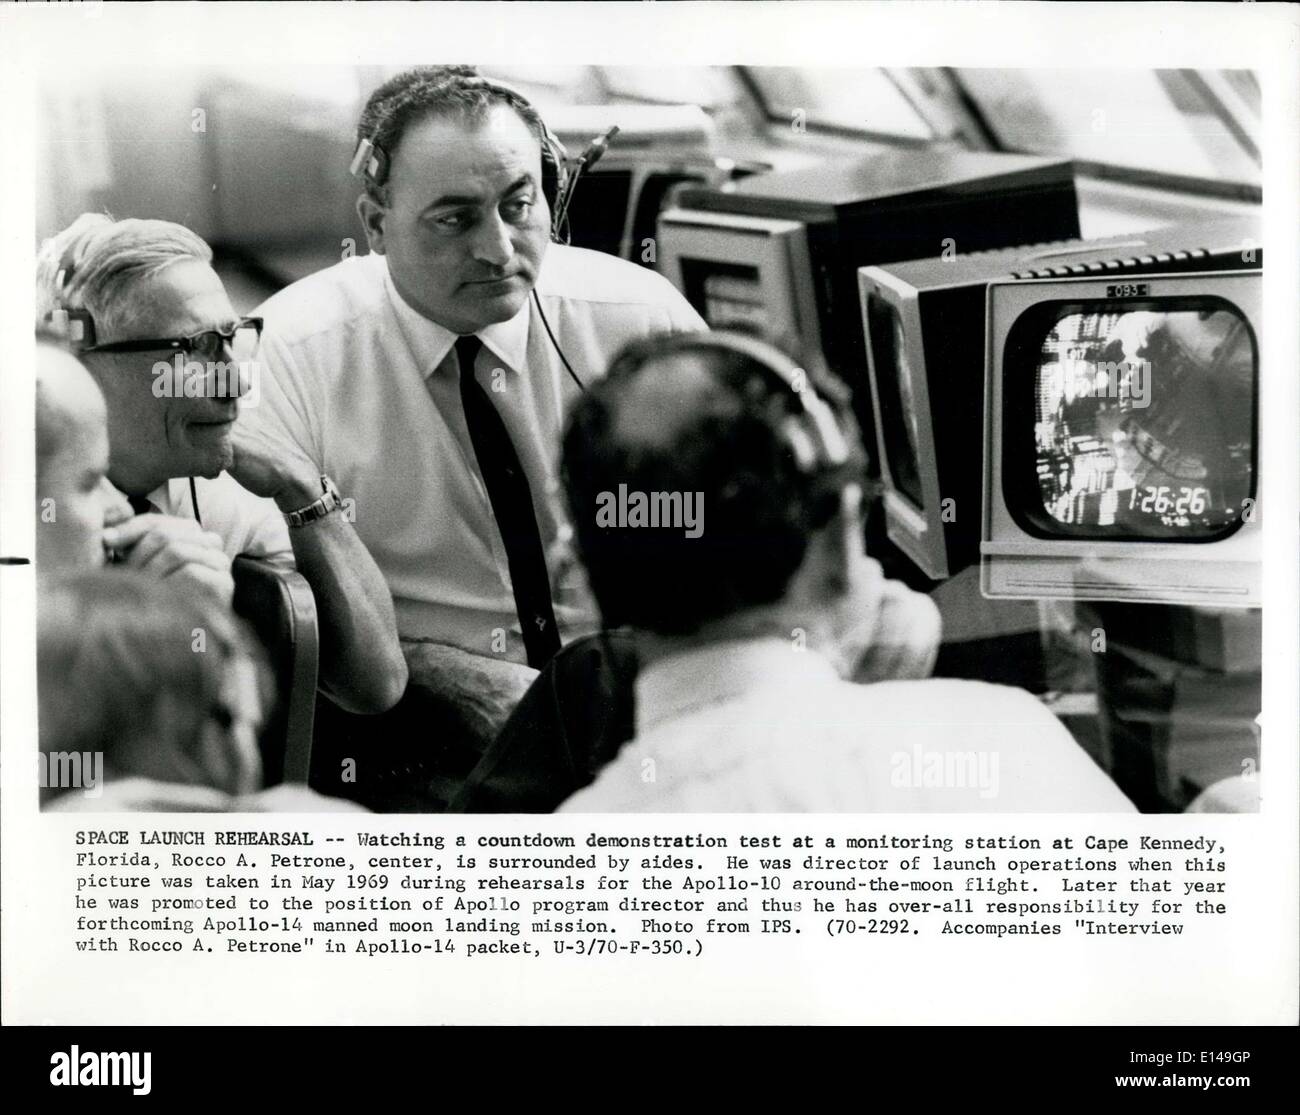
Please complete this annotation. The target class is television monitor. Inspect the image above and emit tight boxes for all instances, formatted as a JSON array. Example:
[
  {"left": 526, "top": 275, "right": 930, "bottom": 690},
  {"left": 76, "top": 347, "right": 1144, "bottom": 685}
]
[
  {"left": 982, "top": 269, "right": 1260, "bottom": 607},
  {"left": 660, "top": 150, "right": 1081, "bottom": 452},
  {"left": 859, "top": 217, "right": 1262, "bottom": 580}
]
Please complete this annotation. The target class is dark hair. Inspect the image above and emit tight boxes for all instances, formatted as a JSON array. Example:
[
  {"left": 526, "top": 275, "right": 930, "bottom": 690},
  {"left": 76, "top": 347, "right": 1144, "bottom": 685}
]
[
  {"left": 561, "top": 331, "right": 866, "bottom": 637},
  {"left": 356, "top": 66, "right": 550, "bottom": 203}
]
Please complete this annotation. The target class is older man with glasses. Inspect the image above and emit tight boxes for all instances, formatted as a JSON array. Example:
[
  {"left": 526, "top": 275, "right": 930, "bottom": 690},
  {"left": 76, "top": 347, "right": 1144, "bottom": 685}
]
[{"left": 36, "top": 213, "right": 407, "bottom": 715}]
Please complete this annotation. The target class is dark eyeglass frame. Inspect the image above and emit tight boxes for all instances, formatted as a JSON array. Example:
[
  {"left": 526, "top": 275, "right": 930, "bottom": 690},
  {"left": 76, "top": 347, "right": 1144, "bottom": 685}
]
[{"left": 83, "top": 316, "right": 264, "bottom": 360}]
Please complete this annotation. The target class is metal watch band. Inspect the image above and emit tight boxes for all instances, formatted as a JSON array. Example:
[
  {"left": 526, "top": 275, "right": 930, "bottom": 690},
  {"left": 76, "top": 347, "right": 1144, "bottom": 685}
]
[{"left": 283, "top": 475, "right": 342, "bottom": 528}]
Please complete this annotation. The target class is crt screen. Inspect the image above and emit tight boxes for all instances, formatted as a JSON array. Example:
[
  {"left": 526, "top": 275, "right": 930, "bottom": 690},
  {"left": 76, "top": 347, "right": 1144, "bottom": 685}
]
[
  {"left": 866, "top": 295, "right": 925, "bottom": 510},
  {"left": 1030, "top": 305, "right": 1255, "bottom": 539}
]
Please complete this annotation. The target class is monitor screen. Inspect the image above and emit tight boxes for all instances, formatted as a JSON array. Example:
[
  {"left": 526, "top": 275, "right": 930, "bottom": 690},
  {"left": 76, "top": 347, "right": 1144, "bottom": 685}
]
[
  {"left": 1013, "top": 300, "right": 1256, "bottom": 541},
  {"left": 865, "top": 294, "right": 925, "bottom": 510}
]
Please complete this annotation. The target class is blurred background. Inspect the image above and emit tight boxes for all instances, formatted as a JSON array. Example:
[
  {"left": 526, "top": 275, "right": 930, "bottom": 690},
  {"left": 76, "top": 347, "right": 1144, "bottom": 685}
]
[{"left": 37, "top": 64, "right": 1261, "bottom": 312}]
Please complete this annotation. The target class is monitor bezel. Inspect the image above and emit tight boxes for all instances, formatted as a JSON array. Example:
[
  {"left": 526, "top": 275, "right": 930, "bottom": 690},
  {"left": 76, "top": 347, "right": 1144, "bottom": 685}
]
[
  {"left": 858, "top": 266, "right": 950, "bottom": 579},
  {"left": 982, "top": 270, "right": 1262, "bottom": 607}
]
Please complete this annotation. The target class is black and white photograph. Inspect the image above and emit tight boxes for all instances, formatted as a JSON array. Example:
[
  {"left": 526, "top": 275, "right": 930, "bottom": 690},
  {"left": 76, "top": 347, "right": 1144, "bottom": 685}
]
[
  {"left": 26, "top": 57, "right": 1271, "bottom": 816},
  {"left": 2, "top": 0, "right": 1297, "bottom": 1064}
]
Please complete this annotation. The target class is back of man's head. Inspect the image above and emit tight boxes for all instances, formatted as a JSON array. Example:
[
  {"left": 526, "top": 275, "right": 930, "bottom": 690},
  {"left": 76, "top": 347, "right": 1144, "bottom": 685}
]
[
  {"left": 561, "top": 331, "right": 866, "bottom": 637},
  {"left": 35, "top": 338, "right": 102, "bottom": 474}
]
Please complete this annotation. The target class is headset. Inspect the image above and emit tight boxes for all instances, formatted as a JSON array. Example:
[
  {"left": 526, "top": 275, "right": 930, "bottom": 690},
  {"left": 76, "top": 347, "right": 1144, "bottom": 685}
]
[
  {"left": 349, "top": 70, "right": 619, "bottom": 391},
  {"left": 44, "top": 242, "right": 100, "bottom": 351},
  {"left": 350, "top": 71, "right": 617, "bottom": 245}
]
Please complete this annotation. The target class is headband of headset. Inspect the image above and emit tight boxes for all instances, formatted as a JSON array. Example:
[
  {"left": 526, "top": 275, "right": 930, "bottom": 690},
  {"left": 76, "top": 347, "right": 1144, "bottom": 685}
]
[
  {"left": 676, "top": 331, "right": 854, "bottom": 478},
  {"left": 349, "top": 72, "right": 570, "bottom": 198}
]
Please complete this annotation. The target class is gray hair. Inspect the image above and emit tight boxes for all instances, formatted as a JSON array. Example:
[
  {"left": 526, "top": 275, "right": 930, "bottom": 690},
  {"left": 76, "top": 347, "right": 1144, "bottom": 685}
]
[{"left": 35, "top": 213, "right": 212, "bottom": 343}]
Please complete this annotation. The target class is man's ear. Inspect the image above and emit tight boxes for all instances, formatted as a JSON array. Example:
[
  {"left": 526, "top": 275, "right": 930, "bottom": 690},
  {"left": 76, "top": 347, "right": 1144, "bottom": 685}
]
[
  {"left": 356, "top": 194, "right": 387, "bottom": 255},
  {"left": 783, "top": 505, "right": 854, "bottom": 616},
  {"left": 805, "top": 486, "right": 863, "bottom": 598}
]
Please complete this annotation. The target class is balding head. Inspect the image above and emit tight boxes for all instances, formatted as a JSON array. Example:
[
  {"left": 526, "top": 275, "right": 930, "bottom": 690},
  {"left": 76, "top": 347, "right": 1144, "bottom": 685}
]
[
  {"left": 36, "top": 342, "right": 128, "bottom": 578},
  {"left": 38, "top": 342, "right": 104, "bottom": 465}
]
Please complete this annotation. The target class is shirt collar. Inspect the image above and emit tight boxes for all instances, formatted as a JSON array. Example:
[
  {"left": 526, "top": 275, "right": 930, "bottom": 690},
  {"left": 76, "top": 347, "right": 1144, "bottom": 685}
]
[
  {"left": 635, "top": 634, "right": 841, "bottom": 736},
  {"left": 112, "top": 478, "right": 182, "bottom": 514},
  {"left": 381, "top": 256, "right": 530, "bottom": 378},
  {"left": 156, "top": 478, "right": 186, "bottom": 506}
]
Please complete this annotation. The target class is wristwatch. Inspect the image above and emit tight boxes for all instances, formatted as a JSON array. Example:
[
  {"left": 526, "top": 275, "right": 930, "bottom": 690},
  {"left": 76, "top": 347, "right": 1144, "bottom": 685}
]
[{"left": 283, "top": 475, "right": 343, "bottom": 528}]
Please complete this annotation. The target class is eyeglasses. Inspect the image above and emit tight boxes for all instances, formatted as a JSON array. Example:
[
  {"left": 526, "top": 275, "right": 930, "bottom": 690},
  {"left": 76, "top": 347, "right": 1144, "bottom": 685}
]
[{"left": 84, "top": 316, "right": 263, "bottom": 363}]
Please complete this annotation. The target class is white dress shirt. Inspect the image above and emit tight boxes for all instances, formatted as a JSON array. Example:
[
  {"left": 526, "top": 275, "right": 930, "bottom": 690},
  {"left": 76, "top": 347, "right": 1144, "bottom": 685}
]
[
  {"left": 559, "top": 636, "right": 1136, "bottom": 813},
  {"left": 243, "top": 245, "right": 705, "bottom": 663},
  {"left": 140, "top": 474, "right": 291, "bottom": 563}
]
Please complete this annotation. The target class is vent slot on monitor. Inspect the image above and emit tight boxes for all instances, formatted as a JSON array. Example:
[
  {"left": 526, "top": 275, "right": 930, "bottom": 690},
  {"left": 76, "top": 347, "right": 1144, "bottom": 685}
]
[{"left": 682, "top": 261, "right": 765, "bottom": 329}]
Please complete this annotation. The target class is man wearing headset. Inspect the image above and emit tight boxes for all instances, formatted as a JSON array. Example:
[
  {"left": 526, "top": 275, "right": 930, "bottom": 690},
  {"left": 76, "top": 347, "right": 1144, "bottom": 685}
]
[
  {"left": 546, "top": 332, "right": 1135, "bottom": 812},
  {"left": 36, "top": 216, "right": 408, "bottom": 716},
  {"left": 240, "top": 66, "right": 706, "bottom": 802}
]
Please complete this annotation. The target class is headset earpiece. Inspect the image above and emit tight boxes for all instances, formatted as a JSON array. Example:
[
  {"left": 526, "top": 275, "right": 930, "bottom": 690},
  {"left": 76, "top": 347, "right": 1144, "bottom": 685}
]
[
  {"left": 525, "top": 108, "right": 571, "bottom": 241},
  {"left": 46, "top": 308, "right": 96, "bottom": 349},
  {"left": 349, "top": 136, "right": 385, "bottom": 185},
  {"left": 540, "top": 137, "right": 564, "bottom": 223},
  {"left": 45, "top": 244, "right": 98, "bottom": 349}
]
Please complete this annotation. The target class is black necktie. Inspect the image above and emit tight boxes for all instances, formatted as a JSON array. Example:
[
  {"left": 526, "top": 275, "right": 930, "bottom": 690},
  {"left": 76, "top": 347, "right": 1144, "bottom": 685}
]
[{"left": 455, "top": 335, "right": 561, "bottom": 669}]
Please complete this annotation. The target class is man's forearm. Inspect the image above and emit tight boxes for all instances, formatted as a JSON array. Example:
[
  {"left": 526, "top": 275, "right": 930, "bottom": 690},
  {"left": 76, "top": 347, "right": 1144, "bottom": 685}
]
[
  {"left": 286, "top": 512, "right": 408, "bottom": 714},
  {"left": 227, "top": 415, "right": 407, "bottom": 713}
]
